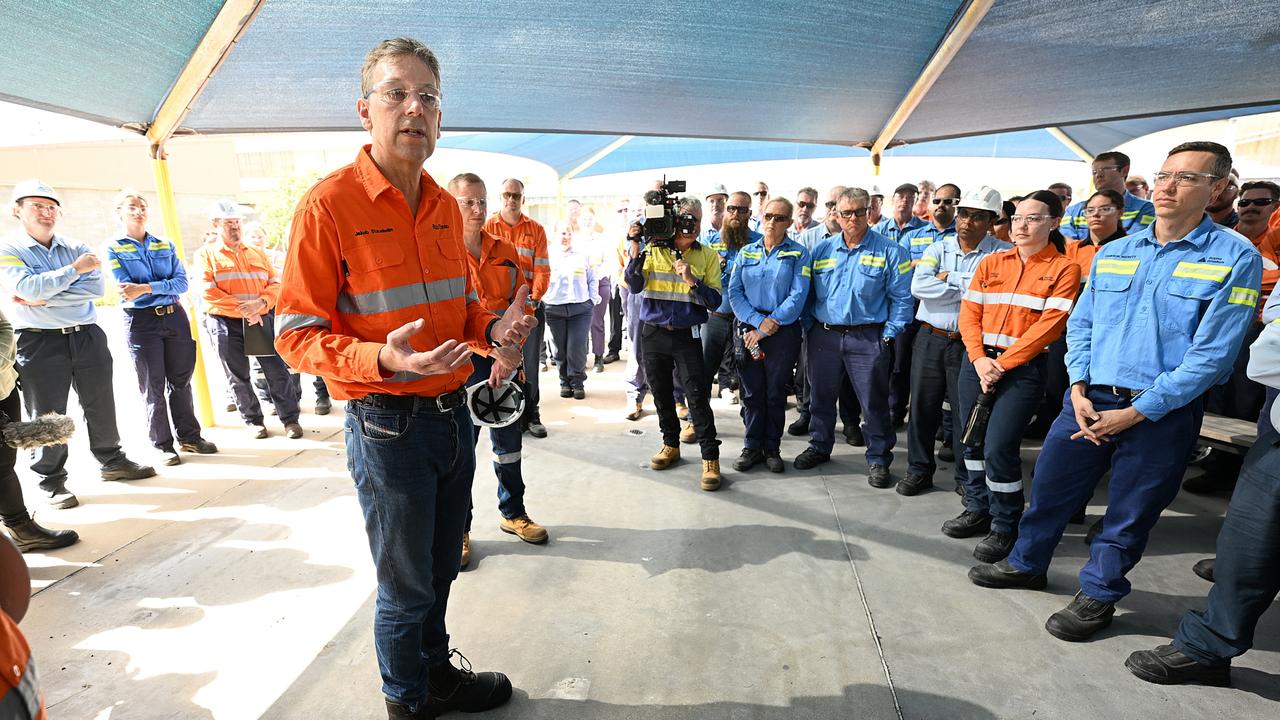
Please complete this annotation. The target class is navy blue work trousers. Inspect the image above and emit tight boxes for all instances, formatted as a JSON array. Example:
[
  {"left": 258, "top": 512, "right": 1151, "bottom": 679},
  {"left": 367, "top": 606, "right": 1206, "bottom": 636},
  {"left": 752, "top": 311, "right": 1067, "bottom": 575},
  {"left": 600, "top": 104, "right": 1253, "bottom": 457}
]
[
  {"left": 123, "top": 304, "right": 202, "bottom": 450},
  {"left": 806, "top": 324, "right": 894, "bottom": 465}
]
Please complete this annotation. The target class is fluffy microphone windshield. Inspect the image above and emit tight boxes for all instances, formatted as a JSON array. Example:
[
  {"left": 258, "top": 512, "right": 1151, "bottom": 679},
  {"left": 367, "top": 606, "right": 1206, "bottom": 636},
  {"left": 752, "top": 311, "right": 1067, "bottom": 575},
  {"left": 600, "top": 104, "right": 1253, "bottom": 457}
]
[{"left": 2, "top": 413, "right": 76, "bottom": 449}]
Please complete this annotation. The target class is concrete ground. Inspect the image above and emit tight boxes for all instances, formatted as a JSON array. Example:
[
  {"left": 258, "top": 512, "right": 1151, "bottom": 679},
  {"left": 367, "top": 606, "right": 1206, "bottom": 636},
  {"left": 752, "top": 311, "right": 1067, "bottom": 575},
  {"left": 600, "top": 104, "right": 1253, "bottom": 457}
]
[{"left": 15, "top": 307, "right": 1280, "bottom": 719}]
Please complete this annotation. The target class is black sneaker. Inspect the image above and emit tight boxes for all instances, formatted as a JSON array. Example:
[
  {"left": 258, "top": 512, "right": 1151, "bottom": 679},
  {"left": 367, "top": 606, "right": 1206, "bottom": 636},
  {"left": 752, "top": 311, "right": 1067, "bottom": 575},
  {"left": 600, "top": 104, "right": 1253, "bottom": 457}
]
[
  {"left": 1045, "top": 590, "right": 1115, "bottom": 642},
  {"left": 787, "top": 415, "right": 810, "bottom": 436},
  {"left": 733, "top": 448, "right": 765, "bottom": 472},
  {"left": 896, "top": 472, "right": 933, "bottom": 496},
  {"left": 559, "top": 387, "right": 573, "bottom": 398},
  {"left": 179, "top": 438, "right": 219, "bottom": 454},
  {"left": 1125, "top": 644, "right": 1231, "bottom": 687},
  {"left": 968, "top": 559, "right": 1047, "bottom": 590},
  {"left": 942, "top": 510, "right": 991, "bottom": 538},
  {"left": 763, "top": 449, "right": 785, "bottom": 473},
  {"left": 844, "top": 424, "right": 865, "bottom": 447},
  {"left": 101, "top": 458, "right": 157, "bottom": 481},
  {"left": 973, "top": 531, "right": 1016, "bottom": 563},
  {"left": 793, "top": 447, "right": 830, "bottom": 470},
  {"left": 867, "top": 464, "right": 893, "bottom": 489},
  {"left": 425, "top": 650, "right": 513, "bottom": 715},
  {"left": 1192, "top": 558, "right": 1215, "bottom": 583}
]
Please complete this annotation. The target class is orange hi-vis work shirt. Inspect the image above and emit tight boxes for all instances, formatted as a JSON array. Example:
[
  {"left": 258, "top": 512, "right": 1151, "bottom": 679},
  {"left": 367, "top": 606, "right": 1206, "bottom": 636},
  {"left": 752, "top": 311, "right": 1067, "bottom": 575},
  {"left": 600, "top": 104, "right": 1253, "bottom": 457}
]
[
  {"left": 274, "top": 146, "right": 496, "bottom": 400},
  {"left": 195, "top": 238, "right": 282, "bottom": 318},
  {"left": 484, "top": 213, "right": 549, "bottom": 301},
  {"left": 465, "top": 230, "right": 531, "bottom": 356},
  {"left": 1, "top": 610, "right": 45, "bottom": 720},
  {"left": 1248, "top": 212, "right": 1280, "bottom": 320},
  {"left": 959, "top": 244, "right": 1081, "bottom": 371}
]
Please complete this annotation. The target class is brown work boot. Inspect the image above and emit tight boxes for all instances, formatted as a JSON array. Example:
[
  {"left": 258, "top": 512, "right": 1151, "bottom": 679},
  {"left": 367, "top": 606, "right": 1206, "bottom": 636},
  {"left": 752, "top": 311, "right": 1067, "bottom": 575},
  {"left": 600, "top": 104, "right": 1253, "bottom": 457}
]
[
  {"left": 460, "top": 532, "right": 471, "bottom": 569},
  {"left": 625, "top": 401, "right": 644, "bottom": 421},
  {"left": 680, "top": 422, "right": 697, "bottom": 444},
  {"left": 499, "top": 514, "right": 548, "bottom": 544},
  {"left": 650, "top": 445, "right": 680, "bottom": 470},
  {"left": 701, "top": 460, "right": 722, "bottom": 491},
  {"left": 674, "top": 402, "right": 690, "bottom": 421}
]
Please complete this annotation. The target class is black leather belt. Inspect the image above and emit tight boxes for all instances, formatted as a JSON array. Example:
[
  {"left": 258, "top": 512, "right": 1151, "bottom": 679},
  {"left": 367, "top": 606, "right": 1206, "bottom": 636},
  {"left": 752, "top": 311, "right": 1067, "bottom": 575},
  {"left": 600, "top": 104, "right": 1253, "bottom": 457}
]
[
  {"left": 922, "top": 321, "right": 962, "bottom": 341},
  {"left": 1090, "top": 384, "right": 1139, "bottom": 399},
  {"left": 982, "top": 345, "right": 1005, "bottom": 358},
  {"left": 22, "top": 325, "right": 86, "bottom": 334},
  {"left": 352, "top": 388, "right": 466, "bottom": 414},
  {"left": 822, "top": 322, "right": 883, "bottom": 333},
  {"left": 126, "top": 304, "right": 176, "bottom": 316},
  {"left": 708, "top": 310, "right": 733, "bottom": 319},
  {"left": 645, "top": 322, "right": 692, "bottom": 333}
]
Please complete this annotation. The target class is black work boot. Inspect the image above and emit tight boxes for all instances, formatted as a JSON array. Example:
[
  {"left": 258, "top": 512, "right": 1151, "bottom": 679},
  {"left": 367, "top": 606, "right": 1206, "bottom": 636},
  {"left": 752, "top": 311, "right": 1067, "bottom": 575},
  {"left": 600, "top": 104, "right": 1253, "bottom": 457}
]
[
  {"left": 787, "top": 415, "right": 810, "bottom": 436},
  {"left": 733, "top": 448, "right": 765, "bottom": 472},
  {"left": 972, "top": 530, "right": 1016, "bottom": 564},
  {"left": 968, "top": 559, "right": 1047, "bottom": 590},
  {"left": 941, "top": 510, "right": 991, "bottom": 538},
  {"left": 1192, "top": 558, "right": 1215, "bottom": 582},
  {"left": 1125, "top": 644, "right": 1231, "bottom": 687},
  {"left": 896, "top": 472, "right": 933, "bottom": 496},
  {"left": 425, "top": 650, "right": 512, "bottom": 716},
  {"left": 101, "top": 457, "right": 156, "bottom": 481},
  {"left": 1045, "top": 590, "right": 1116, "bottom": 642},
  {"left": 6, "top": 518, "right": 80, "bottom": 553},
  {"left": 385, "top": 699, "right": 432, "bottom": 719},
  {"left": 867, "top": 464, "right": 893, "bottom": 489}
]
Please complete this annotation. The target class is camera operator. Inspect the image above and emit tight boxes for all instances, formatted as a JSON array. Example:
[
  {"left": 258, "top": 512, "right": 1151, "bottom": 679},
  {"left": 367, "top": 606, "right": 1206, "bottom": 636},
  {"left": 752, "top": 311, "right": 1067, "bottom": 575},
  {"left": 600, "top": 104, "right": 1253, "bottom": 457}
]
[{"left": 624, "top": 195, "right": 724, "bottom": 490}]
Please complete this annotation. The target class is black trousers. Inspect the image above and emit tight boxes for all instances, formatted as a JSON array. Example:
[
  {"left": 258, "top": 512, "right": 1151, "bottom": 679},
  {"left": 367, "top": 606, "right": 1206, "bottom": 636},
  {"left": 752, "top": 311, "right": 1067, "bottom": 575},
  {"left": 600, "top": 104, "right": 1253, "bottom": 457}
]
[
  {"left": 204, "top": 314, "right": 300, "bottom": 425},
  {"left": 607, "top": 281, "right": 624, "bottom": 356},
  {"left": 0, "top": 387, "right": 29, "bottom": 525},
  {"left": 16, "top": 324, "right": 125, "bottom": 490},
  {"left": 641, "top": 324, "right": 720, "bottom": 459},
  {"left": 905, "top": 329, "right": 964, "bottom": 484}
]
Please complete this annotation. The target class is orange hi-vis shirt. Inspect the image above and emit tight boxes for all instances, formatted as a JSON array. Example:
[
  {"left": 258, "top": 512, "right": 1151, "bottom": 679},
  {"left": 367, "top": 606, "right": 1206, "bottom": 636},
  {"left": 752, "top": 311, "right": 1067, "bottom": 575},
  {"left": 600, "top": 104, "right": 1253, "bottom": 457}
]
[
  {"left": 195, "top": 238, "right": 282, "bottom": 318},
  {"left": 484, "top": 213, "right": 549, "bottom": 301},
  {"left": 959, "top": 244, "right": 1081, "bottom": 371},
  {"left": 1247, "top": 212, "right": 1280, "bottom": 320},
  {"left": 275, "top": 145, "right": 496, "bottom": 400},
  {"left": 465, "top": 230, "right": 531, "bottom": 356},
  {"left": 1, "top": 610, "right": 46, "bottom": 720}
]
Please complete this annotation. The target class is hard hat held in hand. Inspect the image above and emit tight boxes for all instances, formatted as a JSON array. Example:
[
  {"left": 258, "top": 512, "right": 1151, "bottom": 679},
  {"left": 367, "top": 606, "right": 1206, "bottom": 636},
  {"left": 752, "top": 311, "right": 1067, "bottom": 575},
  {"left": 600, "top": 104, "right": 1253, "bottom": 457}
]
[{"left": 465, "top": 378, "right": 526, "bottom": 428}]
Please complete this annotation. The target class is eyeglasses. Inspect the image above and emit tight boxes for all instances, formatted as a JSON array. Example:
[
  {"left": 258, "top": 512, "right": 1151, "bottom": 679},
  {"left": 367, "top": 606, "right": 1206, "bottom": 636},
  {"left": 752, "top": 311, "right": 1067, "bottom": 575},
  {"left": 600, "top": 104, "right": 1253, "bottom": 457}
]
[
  {"left": 726, "top": 205, "right": 751, "bottom": 215},
  {"left": 21, "top": 201, "right": 58, "bottom": 214},
  {"left": 120, "top": 203, "right": 147, "bottom": 213},
  {"left": 615, "top": 207, "right": 630, "bottom": 214},
  {"left": 763, "top": 213, "right": 791, "bottom": 223},
  {"left": 1091, "top": 165, "right": 1121, "bottom": 176},
  {"left": 824, "top": 201, "right": 837, "bottom": 209},
  {"left": 753, "top": 191, "right": 769, "bottom": 197},
  {"left": 1010, "top": 214, "right": 1056, "bottom": 224},
  {"left": 456, "top": 198, "right": 487, "bottom": 210},
  {"left": 1152, "top": 171, "right": 1221, "bottom": 187},
  {"left": 501, "top": 192, "right": 523, "bottom": 201},
  {"left": 366, "top": 86, "right": 443, "bottom": 110},
  {"left": 1238, "top": 198, "right": 1277, "bottom": 208},
  {"left": 1082, "top": 206, "right": 1119, "bottom": 217},
  {"left": 836, "top": 208, "right": 869, "bottom": 219},
  {"left": 931, "top": 197, "right": 959, "bottom": 207},
  {"left": 796, "top": 201, "right": 816, "bottom": 210}
]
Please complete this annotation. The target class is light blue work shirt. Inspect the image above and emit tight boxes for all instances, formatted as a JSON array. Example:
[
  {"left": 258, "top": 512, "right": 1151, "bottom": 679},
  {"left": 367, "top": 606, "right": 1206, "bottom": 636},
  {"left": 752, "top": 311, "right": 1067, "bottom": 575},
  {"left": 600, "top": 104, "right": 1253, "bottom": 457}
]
[
  {"left": 1067, "top": 214, "right": 1262, "bottom": 421},
  {"left": 911, "top": 235, "right": 1012, "bottom": 332},
  {"left": 872, "top": 215, "right": 927, "bottom": 244},
  {"left": 0, "top": 230, "right": 104, "bottom": 329},
  {"left": 105, "top": 231, "right": 189, "bottom": 309},
  {"left": 1061, "top": 191, "right": 1155, "bottom": 241},
  {"left": 898, "top": 221, "right": 957, "bottom": 263},
  {"left": 728, "top": 237, "right": 811, "bottom": 330},
  {"left": 807, "top": 229, "right": 914, "bottom": 339},
  {"left": 704, "top": 228, "right": 760, "bottom": 315},
  {"left": 795, "top": 223, "right": 839, "bottom": 253},
  {"left": 786, "top": 219, "right": 819, "bottom": 242}
]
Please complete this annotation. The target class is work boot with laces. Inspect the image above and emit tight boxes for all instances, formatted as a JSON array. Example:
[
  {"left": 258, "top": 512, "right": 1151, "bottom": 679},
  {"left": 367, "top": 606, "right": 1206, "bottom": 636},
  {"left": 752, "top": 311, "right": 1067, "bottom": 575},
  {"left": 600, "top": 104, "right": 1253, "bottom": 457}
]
[
  {"left": 499, "top": 514, "right": 548, "bottom": 544},
  {"left": 650, "top": 445, "right": 680, "bottom": 470},
  {"left": 701, "top": 459, "right": 722, "bottom": 491}
]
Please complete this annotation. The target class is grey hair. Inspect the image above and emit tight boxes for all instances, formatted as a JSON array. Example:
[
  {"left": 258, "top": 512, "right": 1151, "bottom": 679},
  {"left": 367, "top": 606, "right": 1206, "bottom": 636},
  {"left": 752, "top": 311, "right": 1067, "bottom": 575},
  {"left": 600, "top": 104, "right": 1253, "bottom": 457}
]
[
  {"left": 797, "top": 186, "right": 819, "bottom": 200},
  {"left": 361, "top": 37, "right": 442, "bottom": 96},
  {"left": 839, "top": 187, "right": 872, "bottom": 205},
  {"left": 677, "top": 196, "right": 702, "bottom": 214}
]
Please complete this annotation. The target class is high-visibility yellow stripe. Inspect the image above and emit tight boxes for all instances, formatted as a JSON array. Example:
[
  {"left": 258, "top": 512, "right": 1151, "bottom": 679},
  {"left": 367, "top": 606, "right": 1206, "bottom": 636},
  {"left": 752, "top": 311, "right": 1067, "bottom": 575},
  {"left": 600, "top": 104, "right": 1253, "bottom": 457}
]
[
  {"left": 897, "top": 260, "right": 913, "bottom": 275},
  {"left": 860, "top": 255, "right": 886, "bottom": 267},
  {"left": 0, "top": 255, "right": 24, "bottom": 267},
  {"left": 918, "top": 256, "right": 939, "bottom": 268},
  {"left": 814, "top": 258, "right": 838, "bottom": 270},
  {"left": 1096, "top": 259, "right": 1139, "bottom": 275},
  {"left": 109, "top": 259, "right": 121, "bottom": 269},
  {"left": 740, "top": 250, "right": 762, "bottom": 259},
  {"left": 801, "top": 266, "right": 811, "bottom": 277},
  {"left": 1228, "top": 287, "right": 1259, "bottom": 307},
  {"left": 148, "top": 240, "right": 171, "bottom": 251},
  {"left": 112, "top": 244, "right": 138, "bottom": 253},
  {"left": 1121, "top": 211, "right": 1138, "bottom": 220},
  {"left": 1172, "top": 262, "right": 1230, "bottom": 282},
  {"left": 910, "top": 237, "right": 933, "bottom": 246},
  {"left": 778, "top": 250, "right": 802, "bottom": 258}
]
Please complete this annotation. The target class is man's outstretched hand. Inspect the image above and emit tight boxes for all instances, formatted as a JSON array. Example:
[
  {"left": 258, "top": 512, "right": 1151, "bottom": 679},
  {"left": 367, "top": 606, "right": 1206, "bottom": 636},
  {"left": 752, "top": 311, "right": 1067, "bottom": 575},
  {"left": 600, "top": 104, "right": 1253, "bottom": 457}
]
[
  {"left": 378, "top": 319, "right": 473, "bottom": 376},
  {"left": 492, "top": 285, "right": 539, "bottom": 347}
]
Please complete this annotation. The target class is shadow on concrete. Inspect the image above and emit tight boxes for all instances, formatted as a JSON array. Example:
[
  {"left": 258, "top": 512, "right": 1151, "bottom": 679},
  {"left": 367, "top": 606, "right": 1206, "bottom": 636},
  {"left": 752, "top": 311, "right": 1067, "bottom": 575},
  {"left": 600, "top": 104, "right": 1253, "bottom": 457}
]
[
  {"left": 44, "top": 651, "right": 218, "bottom": 719},
  {"left": 471, "top": 523, "right": 864, "bottom": 576}
]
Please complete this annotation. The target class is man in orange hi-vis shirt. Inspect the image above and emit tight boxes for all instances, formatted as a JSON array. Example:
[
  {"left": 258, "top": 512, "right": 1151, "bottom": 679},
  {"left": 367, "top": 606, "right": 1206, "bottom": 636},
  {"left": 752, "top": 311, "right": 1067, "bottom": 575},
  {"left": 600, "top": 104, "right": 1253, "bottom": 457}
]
[
  {"left": 484, "top": 178, "right": 550, "bottom": 438},
  {"left": 274, "top": 38, "right": 535, "bottom": 720},
  {"left": 2, "top": 535, "right": 46, "bottom": 719},
  {"left": 196, "top": 200, "right": 303, "bottom": 440}
]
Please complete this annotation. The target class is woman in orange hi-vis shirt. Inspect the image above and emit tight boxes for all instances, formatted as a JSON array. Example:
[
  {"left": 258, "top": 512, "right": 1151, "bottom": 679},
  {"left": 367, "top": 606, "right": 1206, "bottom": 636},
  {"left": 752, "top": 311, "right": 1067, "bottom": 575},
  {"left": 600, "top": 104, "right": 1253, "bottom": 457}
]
[{"left": 947, "top": 190, "right": 1081, "bottom": 566}]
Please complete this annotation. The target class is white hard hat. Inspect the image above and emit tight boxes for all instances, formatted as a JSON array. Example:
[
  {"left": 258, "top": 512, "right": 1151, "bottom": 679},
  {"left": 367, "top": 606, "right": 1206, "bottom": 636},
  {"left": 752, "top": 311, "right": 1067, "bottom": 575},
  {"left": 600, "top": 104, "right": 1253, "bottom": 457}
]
[
  {"left": 868, "top": 184, "right": 884, "bottom": 198},
  {"left": 705, "top": 183, "right": 728, "bottom": 199},
  {"left": 465, "top": 378, "right": 526, "bottom": 428},
  {"left": 958, "top": 185, "right": 1002, "bottom": 215},
  {"left": 11, "top": 179, "right": 60, "bottom": 206},
  {"left": 208, "top": 199, "right": 245, "bottom": 220}
]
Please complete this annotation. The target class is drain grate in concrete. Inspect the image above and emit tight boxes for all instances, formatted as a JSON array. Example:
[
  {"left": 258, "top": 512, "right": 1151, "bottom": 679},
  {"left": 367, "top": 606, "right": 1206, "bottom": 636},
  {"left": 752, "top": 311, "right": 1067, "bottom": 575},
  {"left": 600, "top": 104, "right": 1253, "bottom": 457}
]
[{"left": 626, "top": 428, "right": 645, "bottom": 437}]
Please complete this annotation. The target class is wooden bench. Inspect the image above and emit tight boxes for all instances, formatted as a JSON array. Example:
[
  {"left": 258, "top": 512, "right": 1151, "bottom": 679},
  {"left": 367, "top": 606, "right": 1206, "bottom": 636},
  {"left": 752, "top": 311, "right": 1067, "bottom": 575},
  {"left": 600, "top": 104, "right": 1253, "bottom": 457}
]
[{"left": 1198, "top": 412, "right": 1258, "bottom": 455}]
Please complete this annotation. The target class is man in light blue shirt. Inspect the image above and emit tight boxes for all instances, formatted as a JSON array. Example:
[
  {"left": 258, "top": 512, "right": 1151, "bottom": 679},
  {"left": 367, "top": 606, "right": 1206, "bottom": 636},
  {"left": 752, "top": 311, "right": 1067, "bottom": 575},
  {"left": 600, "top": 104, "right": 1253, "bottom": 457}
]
[
  {"left": 872, "top": 183, "right": 927, "bottom": 244},
  {"left": 786, "top": 187, "right": 820, "bottom": 242},
  {"left": 970, "top": 142, "right": 1263, "bottom": 644},
  {"left": 900, "top": 187, "right": 1010, "bottom": 497},
  {"left": 1060, "top": 151, "right": 1155, "bottom": 240},
  {"left": 0, "top": 180, "right": 155, "bottom": 510}
]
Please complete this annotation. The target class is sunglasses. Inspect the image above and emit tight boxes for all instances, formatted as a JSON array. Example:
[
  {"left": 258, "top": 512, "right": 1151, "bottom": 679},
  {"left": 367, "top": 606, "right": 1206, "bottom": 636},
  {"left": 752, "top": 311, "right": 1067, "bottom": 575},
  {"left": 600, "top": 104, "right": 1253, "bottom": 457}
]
[
  {"left": 824, "top": 201, "right": 837, "bottom": 209},
  {"left": 501, "top": 192, "right": 523, "bottom": 200},
  {"left": 955, "top": 208, "right": 992, "bottom": 220},
  {"left": 931, "top": 197, "right": 960, "bottom": 206},
  {"left": 726, "top": 205, "right": 751, "bottom": 215},
  {"left": 796, "top": 201, "right": 816, "bottom": 210},
  {"left": 763, "top": 213, "right": 791, "bottom": 223},
  {"left": 753, "top": 191, "right": 769, "bottom": 197},
  {"left": 837, "top": 208, "right": 869, "bottom": 219},
  {"left": 1239, "top": 198, "right": 1277, "bottom": 208}
]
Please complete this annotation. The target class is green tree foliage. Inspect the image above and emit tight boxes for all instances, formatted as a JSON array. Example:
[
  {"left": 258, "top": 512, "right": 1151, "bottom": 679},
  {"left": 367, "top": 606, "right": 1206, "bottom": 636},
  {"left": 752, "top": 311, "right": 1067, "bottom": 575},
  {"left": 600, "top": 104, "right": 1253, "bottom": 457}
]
[{"left": 256, "top": 171, "right": 322, "bottom": 250}]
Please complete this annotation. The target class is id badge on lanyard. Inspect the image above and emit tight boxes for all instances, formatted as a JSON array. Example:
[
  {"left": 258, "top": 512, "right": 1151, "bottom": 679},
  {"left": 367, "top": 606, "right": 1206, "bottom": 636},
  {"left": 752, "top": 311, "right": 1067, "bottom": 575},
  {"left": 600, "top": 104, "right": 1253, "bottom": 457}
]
[{"left": 691, "top": 323, "right": 702, "bottom": 339}]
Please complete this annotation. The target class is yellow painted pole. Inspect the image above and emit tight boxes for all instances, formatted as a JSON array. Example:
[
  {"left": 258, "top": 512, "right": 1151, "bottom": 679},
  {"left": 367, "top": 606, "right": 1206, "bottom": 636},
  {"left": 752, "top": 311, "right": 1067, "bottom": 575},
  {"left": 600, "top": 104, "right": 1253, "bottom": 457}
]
[
  {"left": 872, "top": 151, "right": 882, "bottom": 177},
  {"left": 151, "top": 142, "right": 215, "bottom": 428}
]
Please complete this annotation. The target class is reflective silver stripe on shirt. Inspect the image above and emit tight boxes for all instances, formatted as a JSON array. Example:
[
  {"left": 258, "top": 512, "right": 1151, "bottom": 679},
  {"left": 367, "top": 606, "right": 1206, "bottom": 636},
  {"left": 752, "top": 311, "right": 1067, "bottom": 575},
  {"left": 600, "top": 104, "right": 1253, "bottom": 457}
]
[
  {"left": 234, "top": 293, "right": 260, "bottom": 301},
  {"left": 338, "top": 277, "right": 465, "bottom": 315},
  {"left": 533, "top": 258, "right": 550, "bottom": 267},
  {"left": 642, "top": 289, "right": 697, "bottom": 303},
  {"left": 387, "top": 370, "right": 426, "bottom": 383},
  {"left": 982, "top": 331, "right": 1021, "bottom": 347},
  {"left": 214, "top": 271, "right": 269, "bottom": 282},
  {"left": 0, "top": 656, "right": 41, "bottom": 720},
  {"left": 275, "top": 313, "right": 331, "bottom": 335},
  {"left": 517, "top": 247, "right": 534, "bottom": 257}
]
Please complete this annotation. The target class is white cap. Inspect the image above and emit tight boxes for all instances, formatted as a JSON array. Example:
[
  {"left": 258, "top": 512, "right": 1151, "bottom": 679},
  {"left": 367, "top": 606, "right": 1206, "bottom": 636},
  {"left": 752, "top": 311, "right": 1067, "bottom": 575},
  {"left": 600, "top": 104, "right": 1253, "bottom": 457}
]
[
  {"left": 958, "top": 185, "right": 1002, "bottom": 214},
  {"left": 868, "top": 184, "right": 884, "bottom": 198},
  {"left": 208, "top": 199, "right": 245, "bottom": 220},
  {"left": 705, "top": 183, "right": 728, "bottom": 199},
  {"left": 11, "top": 179, "right": 60, "bottom": 206}
]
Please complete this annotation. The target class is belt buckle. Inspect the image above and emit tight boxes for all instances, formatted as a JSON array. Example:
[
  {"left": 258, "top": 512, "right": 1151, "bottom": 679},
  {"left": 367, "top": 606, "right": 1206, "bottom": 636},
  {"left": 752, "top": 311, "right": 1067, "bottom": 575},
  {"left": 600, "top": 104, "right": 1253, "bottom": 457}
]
[{"left": 60, "top": 325, "right": 78, "bottom": 335}]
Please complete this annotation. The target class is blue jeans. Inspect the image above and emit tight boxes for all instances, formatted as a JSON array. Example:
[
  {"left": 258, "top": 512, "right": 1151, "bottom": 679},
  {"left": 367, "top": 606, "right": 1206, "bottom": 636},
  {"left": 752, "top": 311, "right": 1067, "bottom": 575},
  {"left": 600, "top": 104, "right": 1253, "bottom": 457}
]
[
  {"left": 806, "top": 324, "right": 894, "bottom": 465},
  {"left": 466, "top": 354, "right": 526, "bottom": 530},
  {"left": 1174, "top": 432, "right": 1280, "bottom": 665},
  {"left": 740, "top": 322, "right": 802, "bottom": 451},
  {"left": 956, "top": 354, "right": 1045, "bottom": 535},
  {"left": 345, "top": 399, "right": 474, "bottom": 707},
  {"left": 1008, "top": 387, "right": 1202, "bottom": 603},
  {"left": 545, "top": 300, "right": 592, "bottom": 391}
]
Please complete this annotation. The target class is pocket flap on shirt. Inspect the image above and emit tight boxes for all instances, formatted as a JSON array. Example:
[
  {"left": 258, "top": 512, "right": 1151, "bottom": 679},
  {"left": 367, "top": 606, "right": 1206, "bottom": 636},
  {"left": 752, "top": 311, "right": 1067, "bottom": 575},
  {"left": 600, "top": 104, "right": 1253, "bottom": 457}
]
[
  {"left": 1166, "top": 277, "right": 1219, "bottom": 301},
  {"left": 344, "top": 243, "right": 405, "bottom": 273},
  {"left": 1090, "top": 273, "right": 1132, "bottom": 292}
]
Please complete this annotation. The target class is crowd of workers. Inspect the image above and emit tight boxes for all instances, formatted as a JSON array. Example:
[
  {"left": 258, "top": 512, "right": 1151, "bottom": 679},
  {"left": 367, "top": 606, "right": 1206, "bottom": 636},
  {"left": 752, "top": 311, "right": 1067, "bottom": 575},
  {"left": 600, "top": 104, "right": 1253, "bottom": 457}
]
[{"left": 4, "top": 35, "right": 1280, "bottom": 719}]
